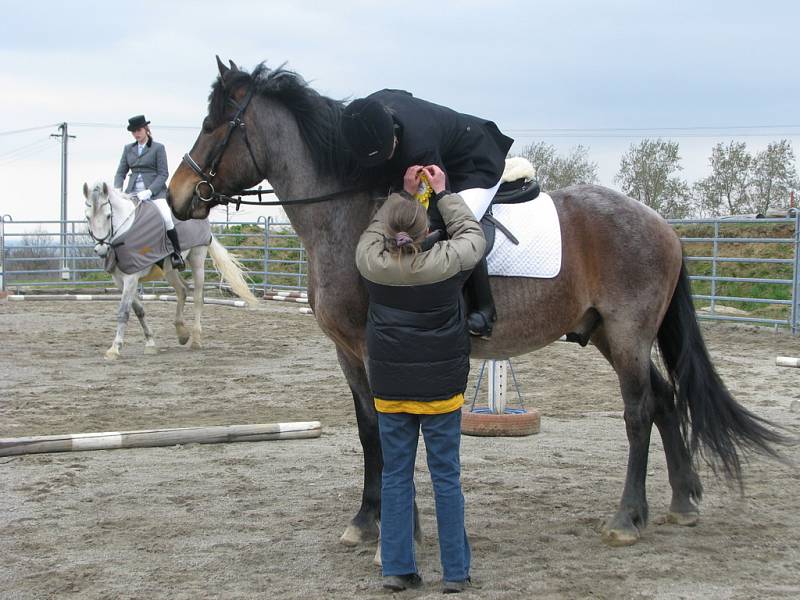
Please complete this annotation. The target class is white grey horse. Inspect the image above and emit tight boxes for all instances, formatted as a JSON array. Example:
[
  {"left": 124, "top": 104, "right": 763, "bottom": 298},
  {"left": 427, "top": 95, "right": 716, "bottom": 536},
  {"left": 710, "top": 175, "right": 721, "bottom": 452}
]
[{"left": 83, "top": 181, "right": 257, "bottom": 360}]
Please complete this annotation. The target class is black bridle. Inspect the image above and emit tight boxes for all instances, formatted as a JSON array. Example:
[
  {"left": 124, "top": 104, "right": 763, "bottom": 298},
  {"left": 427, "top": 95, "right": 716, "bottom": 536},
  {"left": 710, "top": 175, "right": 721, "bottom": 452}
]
[
  {"left": 181, "top": 87, "right": 370, "bottom": 211},
  {"left": 182, "top": 87, "right": 268, "bottom": 205}
]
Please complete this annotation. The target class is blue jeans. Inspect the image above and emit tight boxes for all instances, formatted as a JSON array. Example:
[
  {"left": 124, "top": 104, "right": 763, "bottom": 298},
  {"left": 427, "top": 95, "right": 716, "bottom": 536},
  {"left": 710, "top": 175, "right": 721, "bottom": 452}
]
[{"left": 378, "top": 409, "right": 470, "bottom": 582}]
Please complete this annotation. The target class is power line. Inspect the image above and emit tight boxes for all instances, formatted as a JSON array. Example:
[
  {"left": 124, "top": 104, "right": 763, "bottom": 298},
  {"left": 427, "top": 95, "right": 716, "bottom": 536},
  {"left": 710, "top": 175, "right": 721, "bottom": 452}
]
[
  {"left": 506, "top": 124, "right": 800, "bottom": 133},
  {"left": 510, "top": 131, "right": 800, "bottom": 140},
  {"left": 0, "top": 137, "right": 53, "bottom": 160},
  {"left": 0, "top": 138, "right": 57, "bottom": 167},
  {"left": 71, "top": 122, "right": 200, "bottom": 131},
  {"left": 0, "top": 124, "right": 62, "bottom": 137}
]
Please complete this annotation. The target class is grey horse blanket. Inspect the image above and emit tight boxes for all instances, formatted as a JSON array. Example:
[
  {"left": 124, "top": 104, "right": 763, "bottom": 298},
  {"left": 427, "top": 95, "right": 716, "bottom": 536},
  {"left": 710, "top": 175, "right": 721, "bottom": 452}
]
[{"left": 104, "top": 201, "right": 212, "bottom": 274}]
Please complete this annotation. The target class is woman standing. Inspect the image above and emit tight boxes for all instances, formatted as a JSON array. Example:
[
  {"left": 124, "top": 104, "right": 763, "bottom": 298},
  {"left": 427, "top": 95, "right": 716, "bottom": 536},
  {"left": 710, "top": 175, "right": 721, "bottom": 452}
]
[
  {"left": 114, "top": 114, "right": 184, "bottom": 270},
  {"left": 356, "top": 165, "right": 485, "bottom": 594}
]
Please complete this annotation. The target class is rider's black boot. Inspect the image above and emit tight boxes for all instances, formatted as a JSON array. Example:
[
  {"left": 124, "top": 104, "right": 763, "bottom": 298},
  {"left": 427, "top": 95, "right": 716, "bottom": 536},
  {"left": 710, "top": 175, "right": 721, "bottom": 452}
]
[
  {"left": 466, "top": 257, "right": 496, "bottom": 339},
  {"left": 166, "top": 228, "right": 186, "bottom": 271}
]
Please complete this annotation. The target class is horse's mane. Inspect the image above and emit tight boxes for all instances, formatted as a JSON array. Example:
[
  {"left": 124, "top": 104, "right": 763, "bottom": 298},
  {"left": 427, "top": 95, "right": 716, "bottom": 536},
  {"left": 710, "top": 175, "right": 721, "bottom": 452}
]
[{"left": 208, "top": 63, "right": 359, "bottom": 184}]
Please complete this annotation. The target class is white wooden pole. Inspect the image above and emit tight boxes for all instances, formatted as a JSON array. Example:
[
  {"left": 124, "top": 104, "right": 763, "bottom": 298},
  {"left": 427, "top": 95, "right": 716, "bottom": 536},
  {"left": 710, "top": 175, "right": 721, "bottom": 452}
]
[
  {"left": 487, "top": 360, "right": 508, "bottom": 415},
  {"left": 0, "top": 421, "right": 322, "bottom": 457},
  {"left": 776, "top": 356, "right": 800, "bottom": 368}
]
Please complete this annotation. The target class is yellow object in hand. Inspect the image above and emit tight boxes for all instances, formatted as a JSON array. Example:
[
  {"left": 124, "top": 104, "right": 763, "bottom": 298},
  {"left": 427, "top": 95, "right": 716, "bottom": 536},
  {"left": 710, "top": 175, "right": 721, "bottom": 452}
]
[{"left": 414, "top": 170, "right": 433, "bottom": 209}]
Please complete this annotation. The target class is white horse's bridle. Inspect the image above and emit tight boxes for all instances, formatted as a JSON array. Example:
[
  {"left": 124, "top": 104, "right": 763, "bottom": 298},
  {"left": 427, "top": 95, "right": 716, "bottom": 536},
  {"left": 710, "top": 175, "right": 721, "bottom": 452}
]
[{"left": 86, "top": 192, "right": 136, "bottom": 251}]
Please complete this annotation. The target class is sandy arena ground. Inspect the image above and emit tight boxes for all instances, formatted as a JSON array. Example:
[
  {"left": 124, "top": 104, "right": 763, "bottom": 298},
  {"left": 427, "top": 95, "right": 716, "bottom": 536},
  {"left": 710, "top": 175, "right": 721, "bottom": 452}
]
[{"left": 1, "top": 298, "right": 799, "bottom": 599}]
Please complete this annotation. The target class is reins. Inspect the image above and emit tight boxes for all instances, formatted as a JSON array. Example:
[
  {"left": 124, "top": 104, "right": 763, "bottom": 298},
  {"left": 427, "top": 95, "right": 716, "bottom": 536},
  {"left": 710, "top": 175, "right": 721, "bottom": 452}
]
[{"left": 206, "top": 185, "right": 372, "bottom": 210}]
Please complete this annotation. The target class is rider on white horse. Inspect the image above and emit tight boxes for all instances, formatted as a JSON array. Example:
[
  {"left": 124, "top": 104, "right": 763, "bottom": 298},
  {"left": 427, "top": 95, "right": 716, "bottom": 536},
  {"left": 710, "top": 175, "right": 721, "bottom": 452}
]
[{"left": 114, "top": 114, "right": 185, "bottom": 271}]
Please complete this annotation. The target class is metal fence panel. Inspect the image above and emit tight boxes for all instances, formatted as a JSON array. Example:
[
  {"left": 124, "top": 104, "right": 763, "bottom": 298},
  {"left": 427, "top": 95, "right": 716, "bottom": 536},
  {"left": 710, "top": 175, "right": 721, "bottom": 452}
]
[{"left": 3, "top": 214, "right": 800, "bottom": 333}]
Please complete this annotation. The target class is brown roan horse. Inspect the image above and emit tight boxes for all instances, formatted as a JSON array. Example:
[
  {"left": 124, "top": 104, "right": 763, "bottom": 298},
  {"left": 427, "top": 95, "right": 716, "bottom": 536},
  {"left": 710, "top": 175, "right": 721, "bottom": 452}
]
[{"left": 168, "top": 59, "right": 784, "bottom": 549}]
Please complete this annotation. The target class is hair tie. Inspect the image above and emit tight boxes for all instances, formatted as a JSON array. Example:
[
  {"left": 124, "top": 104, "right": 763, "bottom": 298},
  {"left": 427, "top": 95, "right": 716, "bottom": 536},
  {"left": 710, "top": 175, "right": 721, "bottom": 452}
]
[{"left": 395, "top": 232, "right": 413, "bottom": 247}]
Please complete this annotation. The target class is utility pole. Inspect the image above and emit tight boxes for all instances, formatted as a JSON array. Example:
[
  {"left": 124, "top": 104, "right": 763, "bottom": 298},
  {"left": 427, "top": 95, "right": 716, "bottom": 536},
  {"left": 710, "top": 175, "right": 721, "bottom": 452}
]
[{"left": 51, "top": 123, "right": 75, "bottom": 280}]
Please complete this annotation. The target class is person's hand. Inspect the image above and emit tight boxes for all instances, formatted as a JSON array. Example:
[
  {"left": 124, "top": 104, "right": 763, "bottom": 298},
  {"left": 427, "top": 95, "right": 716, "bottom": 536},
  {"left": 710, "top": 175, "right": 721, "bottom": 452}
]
[
  {"left": 137, "top": 189, "right": 153, "bottom": 201},
  {"left": 403, "top": 165, "right": 424, "bottom": 195},
  {"left": 424, "top": 165, "right": 446, "bottom": 194}
]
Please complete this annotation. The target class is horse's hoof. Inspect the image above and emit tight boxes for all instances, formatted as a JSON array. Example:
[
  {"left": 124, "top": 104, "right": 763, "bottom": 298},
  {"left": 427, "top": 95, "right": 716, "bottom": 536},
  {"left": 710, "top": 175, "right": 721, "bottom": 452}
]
[
  {"left": 178, "top": 335, "right": 190, "bottom": 346},
  {"left": 666, "top": 511, "right": 700, "bottom": 527},
  {"left": 339, "top": 526, "right": 363, "bottom": 546},
  {"left": 190, "top": 340, "right": 202, "bottom": 350},
  {"left": 144, "top": 345, "right": 158, "bottom": 355},
  {"left": 105, "top": 349, "right": 120, "bottom": 361},
  {"left": 601, "top": 524, "right": 640, "bottom": 546},
  {"left": 373, "top": 544, "right": 382, "bottom": 567},
  {"left": 339, "top": 523, "right": 378, "bottom": 547}
]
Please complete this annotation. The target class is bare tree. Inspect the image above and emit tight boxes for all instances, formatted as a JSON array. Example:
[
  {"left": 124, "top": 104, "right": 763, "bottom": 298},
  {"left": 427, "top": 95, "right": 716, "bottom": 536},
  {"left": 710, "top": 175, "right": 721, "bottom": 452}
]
[
  {"left": 749, "top": 139, "right": 799, "bottom": 214},
  {"left": 615, "top": 139, "right": 690, "bottom": 218},
  {"left": 692, "top": 141, "right": 752, "bottom": 216},
  {"left": 519, "top": 142, "right": 598, "bottom": 191}
]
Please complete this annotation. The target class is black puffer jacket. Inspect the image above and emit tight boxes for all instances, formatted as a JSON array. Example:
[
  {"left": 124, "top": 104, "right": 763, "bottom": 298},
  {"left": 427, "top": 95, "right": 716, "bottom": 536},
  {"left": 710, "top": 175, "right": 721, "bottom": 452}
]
[{"left": 355, "top": 193, "right": 486, "bottom": 401}]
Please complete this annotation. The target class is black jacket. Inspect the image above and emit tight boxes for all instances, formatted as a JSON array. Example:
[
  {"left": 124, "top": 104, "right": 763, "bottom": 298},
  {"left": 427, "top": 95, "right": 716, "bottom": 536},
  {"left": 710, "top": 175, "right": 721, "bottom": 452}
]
[
  {"left": 355, "top": 193, "right": 486, "bottom": 401},
  {"left": 365, "top": 89, "right": 514, "bottom": 193}
]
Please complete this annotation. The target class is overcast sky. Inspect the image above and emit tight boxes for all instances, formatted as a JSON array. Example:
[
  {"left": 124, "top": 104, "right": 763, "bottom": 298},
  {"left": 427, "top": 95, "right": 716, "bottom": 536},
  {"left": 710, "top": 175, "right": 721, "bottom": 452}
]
[{"left": 1, "top": 0, "right": 798, "bottom": 226}]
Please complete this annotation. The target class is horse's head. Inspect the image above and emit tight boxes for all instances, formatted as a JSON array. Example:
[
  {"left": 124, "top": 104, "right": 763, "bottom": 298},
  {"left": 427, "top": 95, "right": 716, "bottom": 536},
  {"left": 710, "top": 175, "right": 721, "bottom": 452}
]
[
  {"left": 83, "top": 182, "right": 138, "bottom": 255},
  {"left": 169, "top": 57, "right": 268, "bottom": 221},
  {"left": 83, "top": 181, "right": 115, "bottom": 254}
]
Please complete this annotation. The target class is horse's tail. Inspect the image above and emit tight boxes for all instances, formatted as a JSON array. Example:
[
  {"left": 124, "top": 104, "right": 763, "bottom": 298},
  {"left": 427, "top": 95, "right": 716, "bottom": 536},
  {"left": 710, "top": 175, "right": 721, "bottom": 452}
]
[
  {"left": 207, "top": 236, "right": 259, "bottom": 307},
  {"left": 656, "top": 261, "right": 788, "bottom": 482}
]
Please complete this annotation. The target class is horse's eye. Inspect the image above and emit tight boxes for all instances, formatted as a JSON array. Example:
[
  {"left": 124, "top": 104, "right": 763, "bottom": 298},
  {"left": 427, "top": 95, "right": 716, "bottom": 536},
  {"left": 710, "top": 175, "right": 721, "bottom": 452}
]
[{"left": 202, "top": 116, "right": 214, "bottom": 133}]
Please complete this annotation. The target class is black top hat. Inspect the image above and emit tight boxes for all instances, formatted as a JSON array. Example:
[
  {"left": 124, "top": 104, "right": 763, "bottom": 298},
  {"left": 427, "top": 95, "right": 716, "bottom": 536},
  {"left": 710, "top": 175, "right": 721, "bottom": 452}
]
[
  {"left": 127, "top": 115, "right": 151, "bottom": 132},
  {"left": 341, "top": 98, "right": 395, "bottom": 167}
]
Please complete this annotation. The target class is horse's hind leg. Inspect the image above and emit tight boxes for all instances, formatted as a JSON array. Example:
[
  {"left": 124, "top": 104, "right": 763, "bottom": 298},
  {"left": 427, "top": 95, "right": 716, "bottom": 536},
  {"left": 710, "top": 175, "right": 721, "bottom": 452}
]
[
  {"left": 650, "top": 366, "right": 703, "bottom": 525},
  {"left": 132, "top": 297, "right": 157, "bottom": 354},
  {"left": 592, "top": 328, "right": 656, "bottom": 546}
]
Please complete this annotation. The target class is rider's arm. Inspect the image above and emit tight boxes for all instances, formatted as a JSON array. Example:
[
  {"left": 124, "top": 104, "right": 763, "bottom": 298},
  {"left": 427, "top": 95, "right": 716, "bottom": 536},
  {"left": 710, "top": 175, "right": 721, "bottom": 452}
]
[
  {"left": 149, "top": 144, "right": 169, "bottom": 197},
  {"left": 113, "top": 147, "right": 129, "bottom": 190}
]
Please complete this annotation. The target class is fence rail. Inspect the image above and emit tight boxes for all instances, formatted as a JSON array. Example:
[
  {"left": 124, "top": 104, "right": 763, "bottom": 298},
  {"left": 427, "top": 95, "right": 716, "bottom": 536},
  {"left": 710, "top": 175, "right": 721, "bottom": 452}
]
[{"left": 3, "top": 213, "right": 800, "bottom": 333}]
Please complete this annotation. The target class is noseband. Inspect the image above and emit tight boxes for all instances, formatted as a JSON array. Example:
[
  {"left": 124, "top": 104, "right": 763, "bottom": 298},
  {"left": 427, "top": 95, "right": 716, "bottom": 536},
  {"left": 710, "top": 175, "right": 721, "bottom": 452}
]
[{"left": 182, "top": 87, "right": 268, "bottom": 204}]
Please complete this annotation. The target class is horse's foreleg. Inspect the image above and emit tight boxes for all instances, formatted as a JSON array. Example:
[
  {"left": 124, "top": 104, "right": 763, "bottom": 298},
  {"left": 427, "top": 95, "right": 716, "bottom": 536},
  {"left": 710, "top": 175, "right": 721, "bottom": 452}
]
[
  {"left": 335, "top": 347, "right": 382, "bottom": 548},
  {"left": 165, "top": 264, "right": 190, "bottom": 345},
  {"left": 593, "top": 330, "right": 654, "bottom": 546},
  {"left": 106, "top": 274, "right": 139, "bottom": 360},
  {"left": 650, "top": 365, "right": 703, "bottom": 526},
  {"left": 188, "top": 247, "right": 207, "bottom": 350},
  {"left": 131, "top": 297, "right": 157, "bottom": 354}
]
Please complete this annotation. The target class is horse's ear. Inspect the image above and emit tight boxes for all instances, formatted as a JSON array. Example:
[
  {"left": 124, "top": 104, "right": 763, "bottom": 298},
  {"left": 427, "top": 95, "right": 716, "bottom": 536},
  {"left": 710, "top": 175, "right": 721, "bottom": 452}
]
[
  {"left": 102, "top": 182, "right": 109, "bottom": 196},
  {"left": 229, "top": 59, "right": 239, "bottom": 72},
  {"left": 216, "top": 55, "right": 230, "bottom": 80},
  {"left": 82, "top": 182, "right": 89, "bottom": 199}
]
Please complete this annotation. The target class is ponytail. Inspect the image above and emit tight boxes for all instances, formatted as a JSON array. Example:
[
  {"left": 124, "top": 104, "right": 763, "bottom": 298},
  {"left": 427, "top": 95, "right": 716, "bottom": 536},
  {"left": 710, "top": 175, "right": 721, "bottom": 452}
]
[{"left": 384, "top": 195, "right": 428, "bottom": 258}]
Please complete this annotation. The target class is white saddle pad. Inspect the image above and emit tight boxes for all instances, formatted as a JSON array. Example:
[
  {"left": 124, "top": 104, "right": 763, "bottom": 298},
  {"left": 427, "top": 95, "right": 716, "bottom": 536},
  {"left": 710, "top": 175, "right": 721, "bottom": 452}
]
[{"left": 486, "top": 192, "right": 562, "bottom": 278}]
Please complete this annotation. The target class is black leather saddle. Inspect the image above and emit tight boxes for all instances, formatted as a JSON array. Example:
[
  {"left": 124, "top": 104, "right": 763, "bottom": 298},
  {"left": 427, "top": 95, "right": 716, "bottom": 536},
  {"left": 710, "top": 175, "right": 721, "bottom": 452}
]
[{"left": 493, "top": 178, "right": 540, "bottom": 205}]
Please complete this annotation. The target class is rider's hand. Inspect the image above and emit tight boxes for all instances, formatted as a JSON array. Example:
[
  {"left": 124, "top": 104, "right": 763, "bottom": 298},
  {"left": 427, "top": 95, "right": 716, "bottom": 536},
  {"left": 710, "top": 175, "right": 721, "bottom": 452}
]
[
  {"left": 137, "top": 189, "right": 153, "bottom": 201},
  {"left": 423, "top": 165, "right": 446, "bottom": 194},
  {"left": 403, "top": 165, "right": 424, "bottom": 195}
]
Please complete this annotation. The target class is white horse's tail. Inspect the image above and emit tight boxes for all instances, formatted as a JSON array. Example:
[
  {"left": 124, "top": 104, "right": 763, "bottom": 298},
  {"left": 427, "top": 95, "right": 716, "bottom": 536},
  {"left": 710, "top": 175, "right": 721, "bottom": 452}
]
[{"left": 208, "top": 236, "right": 259, "bottom": 307}]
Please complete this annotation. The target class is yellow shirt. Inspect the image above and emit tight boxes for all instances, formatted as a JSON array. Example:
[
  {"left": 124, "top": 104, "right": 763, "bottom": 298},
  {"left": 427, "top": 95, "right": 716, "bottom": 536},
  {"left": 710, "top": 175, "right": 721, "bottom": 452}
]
[{"left": 374, "top": 393, "right": 464, "bottom": 415}]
